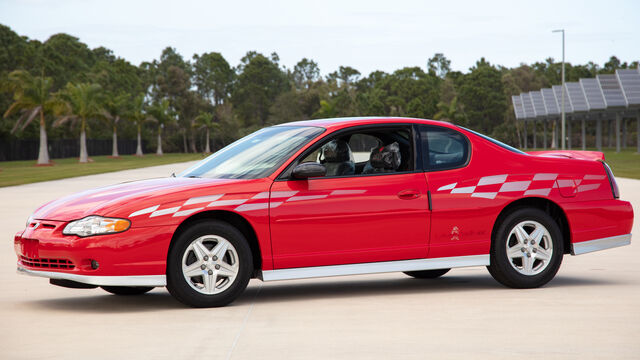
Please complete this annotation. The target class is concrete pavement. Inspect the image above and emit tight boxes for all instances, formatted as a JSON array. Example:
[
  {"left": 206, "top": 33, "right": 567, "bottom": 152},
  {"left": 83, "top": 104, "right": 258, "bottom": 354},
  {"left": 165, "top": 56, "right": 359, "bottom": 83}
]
[{"left": 0, "top": 163, "right": 638, "bottom": 359}]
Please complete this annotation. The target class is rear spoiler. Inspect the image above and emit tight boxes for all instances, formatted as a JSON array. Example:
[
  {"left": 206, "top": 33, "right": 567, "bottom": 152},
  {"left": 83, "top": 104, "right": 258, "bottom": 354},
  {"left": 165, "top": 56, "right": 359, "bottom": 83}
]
[{"left": 526, "top": 150, "right": 605, "bottom": 161}]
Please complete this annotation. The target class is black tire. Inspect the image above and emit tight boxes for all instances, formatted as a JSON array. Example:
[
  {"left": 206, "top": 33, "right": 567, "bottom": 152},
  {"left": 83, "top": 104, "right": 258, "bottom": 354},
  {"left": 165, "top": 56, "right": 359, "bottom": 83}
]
[
  {"left": 166, "top": 220, "right": 253, "bottom": 308},
  {"left": 403, "top": 268, "right": 450, "bottom": 279},
  {"left": 101, "top": 286, "right": 154, "bottom": 295},
  {"left": 487, "top": 208, "right": 563, "bottom": 288}
]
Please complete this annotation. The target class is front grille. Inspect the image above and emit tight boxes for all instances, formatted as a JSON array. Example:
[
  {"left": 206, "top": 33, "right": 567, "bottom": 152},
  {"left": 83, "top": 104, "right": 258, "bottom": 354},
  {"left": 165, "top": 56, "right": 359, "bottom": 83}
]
[{"left": 20, "top": 256, "right": 75, "bottom": 269}]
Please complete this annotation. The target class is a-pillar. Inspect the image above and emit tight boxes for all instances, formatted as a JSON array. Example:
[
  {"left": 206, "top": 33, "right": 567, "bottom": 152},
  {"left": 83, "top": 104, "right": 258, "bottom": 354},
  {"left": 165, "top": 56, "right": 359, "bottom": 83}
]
[
  {"left": 596, "top": 116, "right": 602, "bottom": 151},
  {"left": 543, "top": 120, "right": 547, "bottom": 149},
  {"left": 567, "top": 116, "right": 572, "bottom": 149},
  {"left": 533, "top": 119, "right": 537, "bottom": 149},
  {"left": 615, "top": 113, "right": 621, "bottom": 153},
  {"left": 581, "top": 118, "right": 586, "bottom": 150},
  {"left": 523, "top": 120, "right": 527, "bottom": 149}
]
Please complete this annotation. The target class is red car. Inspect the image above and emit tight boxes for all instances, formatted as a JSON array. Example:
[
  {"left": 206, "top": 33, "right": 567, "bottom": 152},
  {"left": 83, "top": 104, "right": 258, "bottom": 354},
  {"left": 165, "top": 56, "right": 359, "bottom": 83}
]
[{"left": 15, "top": 117, "right": 634, "bottom": 307}]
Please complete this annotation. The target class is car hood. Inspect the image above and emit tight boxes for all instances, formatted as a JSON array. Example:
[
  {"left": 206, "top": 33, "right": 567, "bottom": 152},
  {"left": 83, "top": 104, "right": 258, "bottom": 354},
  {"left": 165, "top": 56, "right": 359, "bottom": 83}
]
[{"left": 31, "top": 177, "right": 241, "bottom": 221}]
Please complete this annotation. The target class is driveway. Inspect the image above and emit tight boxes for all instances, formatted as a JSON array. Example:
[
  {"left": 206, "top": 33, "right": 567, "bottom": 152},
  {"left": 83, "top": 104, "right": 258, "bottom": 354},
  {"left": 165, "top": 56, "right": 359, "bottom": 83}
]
[{"left": 0, "top": 162, "right": 638, "bottom": 359}]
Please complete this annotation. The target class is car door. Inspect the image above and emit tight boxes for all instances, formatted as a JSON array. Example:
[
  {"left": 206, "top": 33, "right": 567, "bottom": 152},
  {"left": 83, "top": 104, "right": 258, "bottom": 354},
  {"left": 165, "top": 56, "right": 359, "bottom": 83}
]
[
  {"left": 419, "top": 125, "right": 484, "bottom": 258},
  {"left": 269, "top": 125, "right": 431, "bottom": 269}
]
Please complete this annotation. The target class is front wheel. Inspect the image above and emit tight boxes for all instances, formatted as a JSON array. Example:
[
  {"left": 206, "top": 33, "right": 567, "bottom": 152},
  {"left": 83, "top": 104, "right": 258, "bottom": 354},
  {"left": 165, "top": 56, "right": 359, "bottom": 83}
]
[
  {"left": 487, "top": 208, "right": 563, "bottom": 288},
  {"left": 166, "top": 220, "right": 253, "bottom": 308}
]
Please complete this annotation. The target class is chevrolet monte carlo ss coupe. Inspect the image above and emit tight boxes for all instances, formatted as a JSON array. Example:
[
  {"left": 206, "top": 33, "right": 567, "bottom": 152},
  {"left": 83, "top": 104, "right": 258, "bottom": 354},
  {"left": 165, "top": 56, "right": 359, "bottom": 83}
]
[{"left": 15, "top": 117, "right": 634, "bottom": 307}]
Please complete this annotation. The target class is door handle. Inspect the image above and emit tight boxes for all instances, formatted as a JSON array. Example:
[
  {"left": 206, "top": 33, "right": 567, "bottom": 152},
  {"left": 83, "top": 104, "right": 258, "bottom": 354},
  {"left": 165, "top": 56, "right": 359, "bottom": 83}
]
[{"left": 397, "top": 189, "right": 421, "bottom": 200}]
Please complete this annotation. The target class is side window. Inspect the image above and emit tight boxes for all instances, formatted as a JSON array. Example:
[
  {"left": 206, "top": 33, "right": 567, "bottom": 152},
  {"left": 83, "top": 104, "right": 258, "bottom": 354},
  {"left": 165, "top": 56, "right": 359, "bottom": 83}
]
[
  {"left": 293, "top": 127, "right": 414, "bottom": 178},
  {"left": 348, "top": 134, "right": 380, "bottom": 163},
  {"left": 420, "top": 125, "right": 469, "bottom": 171}
]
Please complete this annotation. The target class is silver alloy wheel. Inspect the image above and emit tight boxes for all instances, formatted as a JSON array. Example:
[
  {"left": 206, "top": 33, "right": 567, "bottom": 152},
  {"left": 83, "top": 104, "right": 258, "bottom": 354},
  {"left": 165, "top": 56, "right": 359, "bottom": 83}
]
[
  {"left": 506, "top": 220, "right": 553, "bottom": 276},
  {"left": 181, "top": 235, "right": 240, "bottom": 295}
]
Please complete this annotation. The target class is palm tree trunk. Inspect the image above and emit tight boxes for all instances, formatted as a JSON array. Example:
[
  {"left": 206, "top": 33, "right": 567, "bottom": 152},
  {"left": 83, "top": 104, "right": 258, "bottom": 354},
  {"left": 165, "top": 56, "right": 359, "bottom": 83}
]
[
  {"left": 37, "top": 110, "right": 50, "bottom": 165},
  {"left": 79, "top": 117, "right": 88, "bottom": 163},
  {"left": 205, "top": 128, "right": 211, "bottom": 153},
  {"left": 156, "top": 129, "right": 163, "bottom": 156},
  {"left": 182, "top": 130, "right": 188, "bottom": 153},
  {"left": 136, "top": 126, "right": 143, "bottom": 156},
  {"left": 112, "top": 125, "right": 119, "bottom": 157},
  {"left": 189, "top": 129, "right": 197, "bottom": 153}
]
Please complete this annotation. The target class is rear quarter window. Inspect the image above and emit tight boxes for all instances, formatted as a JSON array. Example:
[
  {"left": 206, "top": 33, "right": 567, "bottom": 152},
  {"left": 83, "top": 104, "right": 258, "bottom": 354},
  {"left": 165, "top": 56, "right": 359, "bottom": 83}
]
[{"left": 419, "top": 125, "right": 470, "bottom": 171}]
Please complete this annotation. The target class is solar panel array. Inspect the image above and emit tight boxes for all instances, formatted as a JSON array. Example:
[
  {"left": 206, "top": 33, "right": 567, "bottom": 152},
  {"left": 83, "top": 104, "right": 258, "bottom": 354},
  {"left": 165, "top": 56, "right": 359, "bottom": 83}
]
[
  {"left": 552, "top": 85, "right": 573, "bottom": 113},
  {"left": 513, "top": 66, "right": 640, "bottom": 119},
  {"left": 580, "top": 78, "right": 606, "bottom": 110},
  {"left": 541, "top": 88, "right": 559, "bottom": 115},
  {"left": 565, "top": 82, "right": 589, "bottom": 112},
  {"left": 512, "top": 95, "right": 525, "bottom": 119},
  {"left": 530, "top": 91, "right": 547, "bottom": 117},
  {"left": 597, "top": 74, "right": 627, "bottom": 108},
  {"left": 521, "top": 93, "right": 535, "bottom": 119},
  {"left": 617, "top": 69, "right": 640, "bottom": 107}
]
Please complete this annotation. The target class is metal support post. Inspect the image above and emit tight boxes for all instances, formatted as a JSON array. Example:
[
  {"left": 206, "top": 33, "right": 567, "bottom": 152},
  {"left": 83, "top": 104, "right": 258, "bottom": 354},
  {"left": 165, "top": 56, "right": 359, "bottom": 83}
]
[{"left": 581, "top": 118, "right": 586, "bottom": 150}]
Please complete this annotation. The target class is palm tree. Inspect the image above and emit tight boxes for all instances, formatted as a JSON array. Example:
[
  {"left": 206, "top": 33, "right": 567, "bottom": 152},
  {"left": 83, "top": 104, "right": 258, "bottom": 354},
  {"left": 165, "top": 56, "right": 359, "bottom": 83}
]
[
  {"left": 3, "top": 70, "right": 65, "bottom": 165},
  {"left": 102, "top": 92, "right": 129, "bottom": 157},
  {"left": 128, "top": 94, "right": 147, "bottom": 156},
  {"left": 55, "top": 83, "right": 104, "bottom": 163},
  {"left": 193, "top": 112, "right": 218, "bottom": 153},
  {"left": 147, "top": 99, "right": 175, "bottom": 156}
]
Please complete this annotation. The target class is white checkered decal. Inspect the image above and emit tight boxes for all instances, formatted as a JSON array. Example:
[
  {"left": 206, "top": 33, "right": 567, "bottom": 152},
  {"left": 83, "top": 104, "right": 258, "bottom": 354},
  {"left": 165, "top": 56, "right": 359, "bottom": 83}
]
[
  {"left": 129, "top": 189, "right": 367, "bottom": 219},
  {"left": 437, "top": 173, "right": 603, "bottom": 200}
]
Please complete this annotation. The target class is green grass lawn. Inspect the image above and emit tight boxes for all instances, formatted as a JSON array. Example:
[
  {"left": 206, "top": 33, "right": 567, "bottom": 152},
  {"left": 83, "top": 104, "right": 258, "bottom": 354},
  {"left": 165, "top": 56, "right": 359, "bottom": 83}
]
[
  {"left": 0, "top": 153, "right": 206, "bottom": 187},
  {"left": 601, "top": 149, "right": 640, "bottom": 180}
]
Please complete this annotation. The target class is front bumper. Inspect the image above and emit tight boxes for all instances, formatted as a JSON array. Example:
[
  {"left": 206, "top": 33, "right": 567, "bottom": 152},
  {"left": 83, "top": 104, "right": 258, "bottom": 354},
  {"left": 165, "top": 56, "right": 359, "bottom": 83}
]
[
  {"left": 17, "top": 266, "right": 166, "bottom": 286},
  {"left": 14, "top": 220, "right": 175, "bottom": 281}
]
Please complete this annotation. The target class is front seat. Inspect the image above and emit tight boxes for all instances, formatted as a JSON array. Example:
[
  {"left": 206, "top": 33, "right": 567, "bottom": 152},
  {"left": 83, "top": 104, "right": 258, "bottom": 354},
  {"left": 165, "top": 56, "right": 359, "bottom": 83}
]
[{"left": 319, "top": 140, "right": 355, "bottom": 176}]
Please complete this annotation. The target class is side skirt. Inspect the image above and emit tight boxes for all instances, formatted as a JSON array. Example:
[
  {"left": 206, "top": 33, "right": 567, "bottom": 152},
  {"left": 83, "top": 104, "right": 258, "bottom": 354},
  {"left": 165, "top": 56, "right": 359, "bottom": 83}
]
[
  {"left": 571, "top": 234, "right": 631, "bottom": 255},
  {"left": 260, "top": 254, "right": 490, "bottom": 282}
]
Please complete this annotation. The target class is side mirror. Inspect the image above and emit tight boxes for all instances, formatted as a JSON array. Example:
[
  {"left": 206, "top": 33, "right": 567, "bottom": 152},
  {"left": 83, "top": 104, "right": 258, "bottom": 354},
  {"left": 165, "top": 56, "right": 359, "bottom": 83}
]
[{"left": 292, "top": 162, "right": 326, "bottom": 179}]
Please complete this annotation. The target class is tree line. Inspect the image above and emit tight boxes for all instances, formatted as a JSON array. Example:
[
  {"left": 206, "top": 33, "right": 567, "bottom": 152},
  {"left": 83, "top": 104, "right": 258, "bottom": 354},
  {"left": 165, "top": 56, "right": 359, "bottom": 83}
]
[{"left": 1, "top": 24, "right": 638, "bottom": 164}]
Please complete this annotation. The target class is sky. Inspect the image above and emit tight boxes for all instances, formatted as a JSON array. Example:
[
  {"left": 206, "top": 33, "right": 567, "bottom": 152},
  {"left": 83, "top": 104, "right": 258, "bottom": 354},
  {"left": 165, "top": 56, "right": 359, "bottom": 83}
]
[{"left": 1, "top": 0, "right": 638, "bottom": 76}]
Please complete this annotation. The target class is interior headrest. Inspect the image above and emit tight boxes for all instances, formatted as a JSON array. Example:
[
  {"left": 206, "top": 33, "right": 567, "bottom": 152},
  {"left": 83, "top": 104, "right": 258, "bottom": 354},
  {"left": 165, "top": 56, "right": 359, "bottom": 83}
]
[
  {"left": 320, "top": 140, "right": 353, "bottom": 163},
  {"left": 369, "top": 142, "right": 401, "bottom": 170}
]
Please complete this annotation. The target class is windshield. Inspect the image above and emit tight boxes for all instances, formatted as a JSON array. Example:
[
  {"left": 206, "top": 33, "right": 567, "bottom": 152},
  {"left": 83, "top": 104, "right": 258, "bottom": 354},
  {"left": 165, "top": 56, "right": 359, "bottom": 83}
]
[
  {"left": 462, "top": 127, "right": 527, "bottom": 155},
  {"left": 180, "top": 126, "right": 324, "bottom": 179}
]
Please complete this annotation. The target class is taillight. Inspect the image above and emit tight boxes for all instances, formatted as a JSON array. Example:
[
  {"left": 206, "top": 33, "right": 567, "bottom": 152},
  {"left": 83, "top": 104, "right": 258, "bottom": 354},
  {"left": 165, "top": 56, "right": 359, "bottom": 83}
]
[{"left": 602, "top": 162, "right": 619, "bottom": 199}]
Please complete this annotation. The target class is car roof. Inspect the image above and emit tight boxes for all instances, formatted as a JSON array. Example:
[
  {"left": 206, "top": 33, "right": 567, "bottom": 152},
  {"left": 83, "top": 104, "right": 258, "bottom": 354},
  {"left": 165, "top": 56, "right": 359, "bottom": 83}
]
[{"left": 278, "top": 117, "right": 459, "bottom": 131}]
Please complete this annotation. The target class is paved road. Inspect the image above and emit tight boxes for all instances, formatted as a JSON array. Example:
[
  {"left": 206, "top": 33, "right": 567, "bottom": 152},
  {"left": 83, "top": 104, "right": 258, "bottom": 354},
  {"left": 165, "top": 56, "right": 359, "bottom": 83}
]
[{"left": 0, "top": 163, "right": 638, "bottom": 359}]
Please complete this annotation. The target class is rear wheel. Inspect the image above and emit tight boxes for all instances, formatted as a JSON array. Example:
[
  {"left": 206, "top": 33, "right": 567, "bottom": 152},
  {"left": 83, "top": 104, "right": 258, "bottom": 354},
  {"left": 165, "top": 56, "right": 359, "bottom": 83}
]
[
  {"left": 487, "top": 208, "right": 563, "bottom": 288},
  {"left": 101, "top": 286, "right": 153, "bottom": 295},
  {"left": 166, "top": 220, "right": 253, "bottom": 307},
  {"left": 403, "top": 268, "right": 450, "bottom": 279}
]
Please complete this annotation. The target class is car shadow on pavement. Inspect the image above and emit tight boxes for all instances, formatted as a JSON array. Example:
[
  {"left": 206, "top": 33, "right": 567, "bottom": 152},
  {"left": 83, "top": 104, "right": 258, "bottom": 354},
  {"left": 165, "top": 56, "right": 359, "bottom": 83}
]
[
  {"left": 233, "top": 273, "right": 623, "bottom": 306},
  {"left": 23, "top": 291, "right": 182, "bottom": 313},
  {"left": 21, "top": 273, "right": 622, "bottom": 312}
]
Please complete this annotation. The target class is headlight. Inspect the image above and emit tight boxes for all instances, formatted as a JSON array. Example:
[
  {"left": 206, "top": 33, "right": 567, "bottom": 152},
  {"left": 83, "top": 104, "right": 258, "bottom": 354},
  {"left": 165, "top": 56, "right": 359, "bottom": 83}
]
[{"left": 63, "top": 216, "right": 130, "bottom": 237}]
